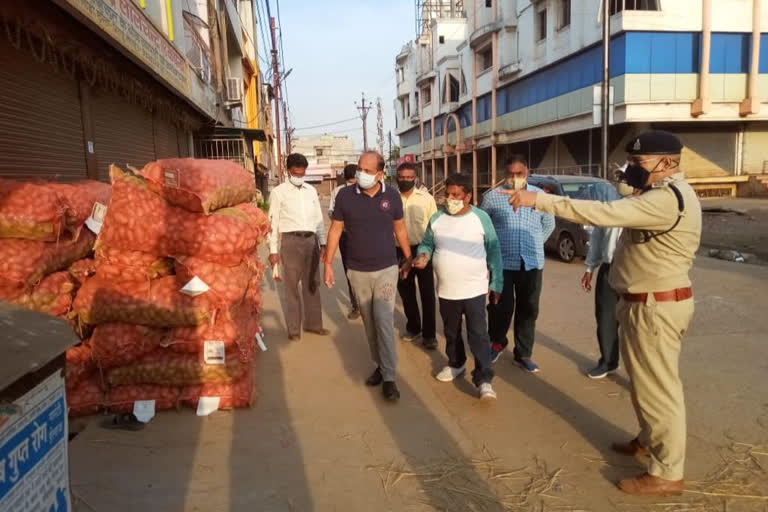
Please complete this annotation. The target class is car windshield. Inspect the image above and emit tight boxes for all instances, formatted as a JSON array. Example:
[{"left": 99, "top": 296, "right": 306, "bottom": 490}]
[{"left": 561, "top": 182, "right": 619, "bottom": 202}]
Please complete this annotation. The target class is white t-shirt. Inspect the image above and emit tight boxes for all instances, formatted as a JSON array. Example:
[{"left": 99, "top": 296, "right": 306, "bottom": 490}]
[{"left": 423, "top": 207, "right": 503, "bottom": 300}]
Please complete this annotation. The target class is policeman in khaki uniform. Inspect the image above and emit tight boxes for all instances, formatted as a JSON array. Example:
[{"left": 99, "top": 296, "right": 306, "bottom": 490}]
[{"left": 505, "top": 131, "right": 701, "bottom": 496}]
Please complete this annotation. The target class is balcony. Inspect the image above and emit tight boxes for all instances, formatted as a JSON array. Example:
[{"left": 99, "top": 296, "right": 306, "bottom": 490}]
[
  {"left": 415, "top": 70, "right": 436, "bottom": 87},
  {"left": 469, "top": 21, "right": 502, "bottom": 50},
  {"left": 224, "top": 0, "right": 244, "bottom": 55},
  {"left": 498, "top": 62, "right": 521, "bottom": 81},
  {"left": 397, "top": 80, "right": 412, "bottom": 98}
]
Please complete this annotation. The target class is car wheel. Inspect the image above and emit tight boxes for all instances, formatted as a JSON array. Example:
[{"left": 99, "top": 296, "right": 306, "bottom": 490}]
[{"left": 557, "top": 233, "right": 576, "bottom": 263}]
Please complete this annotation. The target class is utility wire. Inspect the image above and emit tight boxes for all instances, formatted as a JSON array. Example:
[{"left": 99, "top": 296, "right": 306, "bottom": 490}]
[{"left": 293, "top": 116, "right": 360, "bottom": 131}]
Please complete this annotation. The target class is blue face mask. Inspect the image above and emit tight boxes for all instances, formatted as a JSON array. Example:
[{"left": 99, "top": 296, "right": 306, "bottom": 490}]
[{"left": 356, "top": 170, "right": 378, "bottom": 190}]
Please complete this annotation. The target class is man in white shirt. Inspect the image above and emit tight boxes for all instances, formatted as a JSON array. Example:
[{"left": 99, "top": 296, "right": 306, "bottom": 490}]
[
  {"left": 580, "top": 181, "right": 625, "bottom": 379},
  {"left": 268, "top": 153, "right": 329, "bottom": 340},
  {"left": 329, "top": 164, "right": 360, "bottom": 319},
  {"left": 414, "top": 173, "right": 503, "bottom": 400}
]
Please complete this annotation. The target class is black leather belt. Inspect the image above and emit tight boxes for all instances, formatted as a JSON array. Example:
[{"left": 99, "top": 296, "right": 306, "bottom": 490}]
[{"left": 284, "top": 231, "right": 315, "bottom": 238}]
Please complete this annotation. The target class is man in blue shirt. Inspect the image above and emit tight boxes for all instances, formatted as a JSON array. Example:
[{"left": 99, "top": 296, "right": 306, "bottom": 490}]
[{"left": 481, "top": 155, "right": 555, "bottom": 372}]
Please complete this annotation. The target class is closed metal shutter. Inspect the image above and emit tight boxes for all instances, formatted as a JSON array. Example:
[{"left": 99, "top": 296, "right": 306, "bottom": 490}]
[
  {"left": 0, "top": 40, "right": 87, "bottom": 181},
  {"left": 741, "top": 123, "right": 768, "bottom": 175},
  {"left": 91, "top": 90, "right": 155, "bottom": 181},
  {"left": 153, "top": 115, "right": 180, "bottom": 159},
  {"left": 676, "top": 131, "right": 736, "bottom": 178},
  {"left": 177, "top": 129, "right": 191, "bottom": 157}
]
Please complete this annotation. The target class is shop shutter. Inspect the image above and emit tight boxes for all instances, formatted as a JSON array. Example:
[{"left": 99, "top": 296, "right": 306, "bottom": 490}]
[
  {"left": 675, "top": 131, "right": 736, "bottom": 178},
  {"left": 0, "top": 40, "right": 87, "bottom": 181},
  {"left": 741, "top": 123, "right": 768, "bottom": 175},
  {"left": 177, "top": 129, "right": 191, "bottom": 157},
  {"left": 91, "top": 90, "right": 155, "bottom": 181},
  {"left": 153, "top": 115, "right": 180, "bottom": 159}
]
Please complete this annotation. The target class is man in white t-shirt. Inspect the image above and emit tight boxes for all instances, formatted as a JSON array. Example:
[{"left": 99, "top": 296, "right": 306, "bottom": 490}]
[{"left": 413, "top": 173, "right": 503, "bottom": 400}]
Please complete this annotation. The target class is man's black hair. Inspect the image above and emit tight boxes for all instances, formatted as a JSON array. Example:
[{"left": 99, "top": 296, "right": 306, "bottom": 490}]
[
  {"left": 343, "top": 164, "right": 357, "bottom": 181},
  {"left": 286, "top": 153, "right": 309, "bottom": 169},
  {"left": 445, "top": 173, "right": 472, "bottom": 195},
  {"left": 505, "top": 154, "right": 528, "bottom": 168},
  {"left": 396, "top": 162, "right": 417, "bottom": 174}
]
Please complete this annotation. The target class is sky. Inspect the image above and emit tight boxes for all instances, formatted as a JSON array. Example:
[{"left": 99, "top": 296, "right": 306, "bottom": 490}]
[{"left": 268, "top": 0, "right": 416, "bottom": 154}]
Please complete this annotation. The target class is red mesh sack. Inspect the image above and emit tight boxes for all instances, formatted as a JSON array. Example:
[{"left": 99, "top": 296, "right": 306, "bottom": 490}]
[
  {"left": 94, "top": 243, "right": 173, "bottom": 281},
  {"left": 65, "top": 342, "right": 95, "bottom": 391},
  {"left": 99, "top": 166, "right": 268, "bottom": 266},
  {"left": 0, "top": 230, "right": 95, "bottom": 290},
  {"left": 165, "top": 301, "right": 260, "bottom": 354},
  {"left": 106, "top": 346, "right": 252, "bottom": 387},
  {"left": 49, "top": 180, "right": 111, "bottom": 236},
  {"left": 138, "top": 158, "right": 256, "bottom": 214},
  {"left": 90, "top": 324, "right": 169, "bottom": 369},
  {"left": 0, "top": 271, "right": 75, "bottom": 316},
  {"left": 71, "top": 275, "right": 220, "bottom": 328},
  {"left": 174, "top": 252, "right": 261, "bottom": 304},
  {"left": 180, "top": 364, "right": 255, "bottom": 410},
  {"left": 68, "top": 258, "right": 97, "bottom": 286},
  {"left": 67, "top": 376, "right": 104, "bottom": 417},
  {"left": 106, "top": 385, "right": 180, "bottom": 414},
  {"left": 0, "top": 179, "right": 67, "bottom": 241}
]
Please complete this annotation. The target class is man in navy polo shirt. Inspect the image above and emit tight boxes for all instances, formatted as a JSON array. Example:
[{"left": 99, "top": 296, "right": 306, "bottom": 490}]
[{"left": 324, "top": 151, "right": 413, "bottom": 402}]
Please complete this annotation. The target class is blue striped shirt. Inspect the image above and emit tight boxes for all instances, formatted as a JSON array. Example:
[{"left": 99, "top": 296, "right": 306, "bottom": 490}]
[{"left": 480, "top": 185, "right": 556, "bottom": 271}]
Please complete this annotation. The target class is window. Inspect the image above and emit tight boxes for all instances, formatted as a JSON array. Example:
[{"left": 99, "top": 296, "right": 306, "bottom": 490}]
[
  {"left": 485, "top": 0, "right": 492, "bottom": 7},
  {"left": 558, "top": 0, "right": 571, "bottom": 30},
  {"left": 422, "top": 86, "right": 432, "bottom": 105},
  {"left": 316, "top": 148, "right": 324, "bottom": 156},
  {"left": 415, "top": 91, "right": 420, "bottom": 110},
  {"left": 400, "top": 97, "right": 410, "bottom": 119},
  {"left": 478, "top": 47, "right": 493, "bottom": 72},
  {"left": 442, "top": 72, "right": 460, "bottom": 103},
  {"left": 460, "top": 70, "right": 467, "bottom": 95},
  {"left": 537, "top": 8, "right": 547, "bottom": 41},
  {"left": 610, "top": 0, "right": 660, "bottom": 14},
  {"left": 439, "top": 35, "right": 445, "bottom": 44},
  {"left": 396, "top": 66, "right": 405, "bottom": 84}
]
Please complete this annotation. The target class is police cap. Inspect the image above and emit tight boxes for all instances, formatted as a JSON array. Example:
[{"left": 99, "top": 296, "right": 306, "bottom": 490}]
[{"left": 625, "top": 130, "right": 683, "bottom": 155}]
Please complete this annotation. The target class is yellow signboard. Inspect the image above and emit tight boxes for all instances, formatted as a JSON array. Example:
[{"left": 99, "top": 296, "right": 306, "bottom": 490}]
[{"left": 62, "top": 0, "right": 191, "bottom": 97}]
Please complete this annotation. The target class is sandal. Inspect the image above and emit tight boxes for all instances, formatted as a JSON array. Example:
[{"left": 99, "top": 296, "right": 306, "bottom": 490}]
[{"left": 101, "top": 413, "right": 146, "bottom": 431}]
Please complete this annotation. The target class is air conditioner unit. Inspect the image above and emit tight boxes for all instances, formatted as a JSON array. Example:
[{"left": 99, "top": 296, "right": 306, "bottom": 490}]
[{"left": 225, "top": 77, "right": 242, "bottom": 103}]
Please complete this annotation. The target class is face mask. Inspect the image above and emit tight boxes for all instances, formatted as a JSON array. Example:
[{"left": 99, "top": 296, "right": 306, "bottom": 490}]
[
  {"left": 505, "top": 177, "right": 527, "bottom": 190},
  {"left": 446, "top": 198, "right": 465, "bottom": 215},
  {"left": 288, "top": 175, "right": 304, "bottom": 187},
  {"left": 398, "top": 180, "right": 415, "bottom": 192},
  {"left": 624, "top": 158, "right": 666, "bottom": 190},
  {"left": 356, "top": 171, "right": 378, "bottom": 190}
]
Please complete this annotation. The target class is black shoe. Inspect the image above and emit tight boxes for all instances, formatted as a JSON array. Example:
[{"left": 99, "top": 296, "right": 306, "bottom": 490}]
[
  {"left": 422, "top": 337, "right": 438, "bottom": 350},
  {"left": 382, "top": 381, "right": 400, "bottom": 401},
  {"left": 347, "top": 309, "right": 361, "bottom": 320},
  {"left": 365, "top": 367, "right": 383, "bottom": 387}
]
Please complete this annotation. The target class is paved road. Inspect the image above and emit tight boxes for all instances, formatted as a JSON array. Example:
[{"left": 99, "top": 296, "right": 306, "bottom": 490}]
[{"left": 69, "top": 251, "right": 768, "bottom": 512}]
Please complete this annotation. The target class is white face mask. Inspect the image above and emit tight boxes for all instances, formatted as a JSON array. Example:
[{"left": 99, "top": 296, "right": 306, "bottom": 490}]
[
  {"left": 446, "top": 198, "right": 465, "bottom": 215},
  {"left": 505, "top": 176, "right": 527, "bottom": 190},
  {"left": 356, "top": 170, "right": 378, "bottom": 190},
  {"left": 289, "top": 175, "right": 304, "bottom": 187}
]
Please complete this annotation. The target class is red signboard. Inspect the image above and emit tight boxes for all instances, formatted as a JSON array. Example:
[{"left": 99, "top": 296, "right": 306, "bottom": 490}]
[{"left": 396, "top": 154, "right": 415, "bottom": 166}]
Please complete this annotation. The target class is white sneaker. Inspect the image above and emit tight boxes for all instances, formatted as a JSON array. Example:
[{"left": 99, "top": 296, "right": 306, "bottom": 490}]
[
  {"left": 479, "top": 383, "right": 497, "bottom": 400},
  {"left": 435, "top": 365, "right": 465, "bottom": 382}
]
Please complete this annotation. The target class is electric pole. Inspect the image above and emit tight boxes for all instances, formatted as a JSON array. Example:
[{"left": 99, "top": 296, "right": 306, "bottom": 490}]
[
  {"left": 601, "top": 0, "right": 610, "bottom": 180},
  {"left": 376, "top": 97, "right": 385, "bottom": 158},
  {"left": 355, "top": 92, "right": 372, "bottom": 152},
  {"left": 282, "top": 100, "right": 293, "bottom": 154},
  {"left": 269, "top": 16, "right": 282, "bottom": 181},
  {"left": 388, "top": 130, "right": 393, "bottom": 176}
]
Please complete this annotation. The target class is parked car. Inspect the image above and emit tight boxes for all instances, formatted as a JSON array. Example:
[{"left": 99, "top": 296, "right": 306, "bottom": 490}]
[{"left": 527, "top": 175, "right": 616, "bottom": 263}]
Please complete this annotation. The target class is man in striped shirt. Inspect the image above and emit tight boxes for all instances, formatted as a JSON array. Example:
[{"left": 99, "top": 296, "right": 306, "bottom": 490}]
[{"left": 481, "top": 155, "right": 555, "bottom": 372}]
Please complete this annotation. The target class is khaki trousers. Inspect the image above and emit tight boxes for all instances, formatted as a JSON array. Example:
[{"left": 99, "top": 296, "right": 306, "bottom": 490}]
[
  {"left": 280, "top": 233, "right": 323, "bottom": 335},
  {"left": 618, "top": 295, "right": 694, "bottom": 481}
]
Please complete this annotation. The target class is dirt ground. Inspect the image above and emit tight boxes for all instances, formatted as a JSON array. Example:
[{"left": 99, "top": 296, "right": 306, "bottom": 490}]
[
  {"left": 68, "top": 242, "right": 768, "bottom": 511},
  {"left": 699, "top": 198, "right": 768, "bottom": 264}
]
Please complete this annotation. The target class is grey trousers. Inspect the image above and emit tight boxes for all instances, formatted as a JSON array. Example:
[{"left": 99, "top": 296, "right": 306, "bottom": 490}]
[
  {"left": 280, "top": 233, "right": 323, "bottom": 335},
  {"left": 347, "top": 265, "right": 399, "bottom": 381}
]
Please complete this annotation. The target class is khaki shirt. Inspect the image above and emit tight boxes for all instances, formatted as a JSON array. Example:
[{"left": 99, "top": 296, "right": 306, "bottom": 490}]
[
  {"left": 399, "top": 187, "right": 438, "bottom": 246},
  {"left": 535, "top": 173, "right": 702, "bottom": 294}
]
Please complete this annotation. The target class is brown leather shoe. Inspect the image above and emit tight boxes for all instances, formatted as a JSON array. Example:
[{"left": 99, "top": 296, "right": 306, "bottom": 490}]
[
  {"left": 303, "top": 328, "right": 330, "bottom": 336},
  {"left": 618, "top": 473, "right": 684, "bottom": 496},
  {"left": 611, "top": 438, "right": 650, "bottom": 457}
]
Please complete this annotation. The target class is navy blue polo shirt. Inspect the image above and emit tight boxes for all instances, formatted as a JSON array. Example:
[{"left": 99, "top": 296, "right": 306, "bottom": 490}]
[{"left": 332, "top": 182, "right": 403, "bottom": 272}]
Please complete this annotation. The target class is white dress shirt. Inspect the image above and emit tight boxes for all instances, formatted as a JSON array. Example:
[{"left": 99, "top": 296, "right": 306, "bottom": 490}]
[
  {"left": 267, "top": 181, "right": 326, "bottom": 254},
  {"left": 585, "top": 226, "right": 623, "bottom": 273},
  {"left": 328, "top": 183, "right": 353, "bottom": 218}
]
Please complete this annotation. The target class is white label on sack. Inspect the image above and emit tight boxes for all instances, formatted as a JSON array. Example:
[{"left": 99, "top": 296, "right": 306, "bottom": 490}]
[
  {"left": 133, "top": 400, "right": 156, "bottom": 423},
  {"left": 196, "top": 396, "right": 220, "bottom": 416},
  {"left": 203, "top": 341, "right": 226, "bottom": 365},
  {"left": 180, "top": 276, "right": 210, "bottom": 297},
  {"left": 255, "top": 332, "right": 267, "bottom": 352},
  {"left": 164, "top": 169, "right": 180, "bottom": 188},
  {"left": 85, "top": 202, "right": 107, "bottom": 234}
]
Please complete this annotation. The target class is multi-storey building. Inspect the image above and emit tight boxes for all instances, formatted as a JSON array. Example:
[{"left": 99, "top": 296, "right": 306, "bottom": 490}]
[
  {"left": 394, "top": 0, "right": 768, "bottom": 199},
  {"left": 0, "top": 0, "right": 275, "bottom": 182}
]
